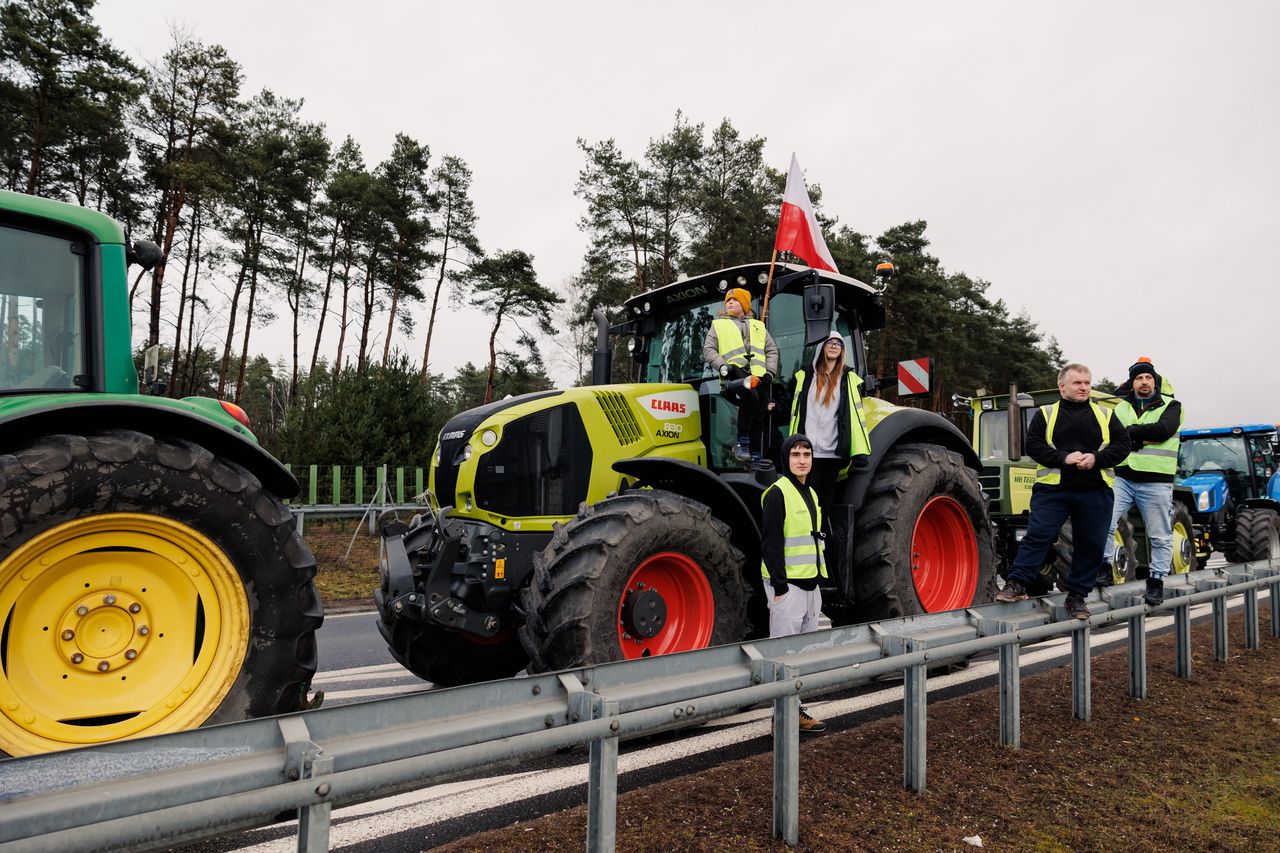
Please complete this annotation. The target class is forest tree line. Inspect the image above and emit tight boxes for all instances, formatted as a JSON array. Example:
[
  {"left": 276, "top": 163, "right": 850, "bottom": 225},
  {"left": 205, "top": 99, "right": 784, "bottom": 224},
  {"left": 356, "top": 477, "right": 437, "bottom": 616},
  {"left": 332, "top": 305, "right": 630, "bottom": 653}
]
[{"left": 3, "top": 0, "right": 1064, "bottom": 466}]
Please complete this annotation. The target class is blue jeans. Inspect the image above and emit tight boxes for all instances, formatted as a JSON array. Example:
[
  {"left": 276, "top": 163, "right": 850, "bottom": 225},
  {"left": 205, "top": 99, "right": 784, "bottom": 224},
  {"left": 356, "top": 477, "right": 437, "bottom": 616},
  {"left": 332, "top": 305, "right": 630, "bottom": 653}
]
[
  {"left": 1107, "top": 478, "right": 1174, "bottom": 579},
  {"left": 1008, "top": 485, "right": 1114, "bottom": 597}
]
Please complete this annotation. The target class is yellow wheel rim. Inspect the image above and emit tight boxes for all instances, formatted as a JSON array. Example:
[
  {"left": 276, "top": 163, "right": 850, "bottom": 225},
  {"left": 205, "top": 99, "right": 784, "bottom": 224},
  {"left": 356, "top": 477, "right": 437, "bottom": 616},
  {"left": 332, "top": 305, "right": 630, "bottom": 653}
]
[
  {"left": 0, "top": 514, "right": 249, "bottom": 755},
  {"left": 1111, "top": 529, "right": 1129, "bottom": 585},
  {"left": 1171, "top": 519, "right": 1194, "bottom": 575}
]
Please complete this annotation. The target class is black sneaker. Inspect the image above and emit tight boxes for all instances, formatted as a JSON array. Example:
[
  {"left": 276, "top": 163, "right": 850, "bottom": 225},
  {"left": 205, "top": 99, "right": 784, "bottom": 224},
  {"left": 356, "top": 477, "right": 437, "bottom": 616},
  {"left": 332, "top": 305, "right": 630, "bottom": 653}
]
[
  {"left": 1095, "top": 562, "right": 1114, "bottom": 589},
  {"left": 1143, "top": 577, "right": 1164, "bottom": 606},
  {"left": 798, "top": 707, "right": 827, "bottom": 734},
  {"left": 1064, "top": 594, "right": 1091, "bottom": 620},
  {"left": 995, "top": 579, "right": 1029, "bottom": 603}
]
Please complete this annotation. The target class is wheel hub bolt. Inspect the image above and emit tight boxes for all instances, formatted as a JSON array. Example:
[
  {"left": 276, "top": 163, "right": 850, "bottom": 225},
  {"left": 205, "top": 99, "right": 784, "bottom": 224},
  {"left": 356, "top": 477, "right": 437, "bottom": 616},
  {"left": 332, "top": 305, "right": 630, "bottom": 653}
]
[
  {"left": 138, "top": 626, "right": 149, "bottom": 636},
  {"left": 71, "top": 653, "right": 84, "bottom": 664},
  {"left": 124, "top": 649, "right": 137, "bottom": 660},
  {"left": 129, "top": 603, "right": 141, "bottom": 614},
  {"left": 103, "top": 594, "right": 117, "bottom": 606},
  {"left": 76, "top": 605, "right": 88, "bottom": 616},
  {"left": 97, "top": 661, "right": 110, "bottom": 672},
  {"left": 61, "top": 629, "right": 75, "bottom": 641}
]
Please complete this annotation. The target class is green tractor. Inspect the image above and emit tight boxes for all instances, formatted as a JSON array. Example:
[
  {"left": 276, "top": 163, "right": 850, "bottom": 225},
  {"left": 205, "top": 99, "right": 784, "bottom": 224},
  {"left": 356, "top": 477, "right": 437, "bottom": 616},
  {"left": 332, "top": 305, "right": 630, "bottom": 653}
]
[
  {"left": 968, "top": 386, "right": 1199, "bottom": 590},
  {"left": 0, "top": 190, "right": 322, "bottom": 756},
  {"left": 378, "top": 262, "right": 997, "bottom": 685}
]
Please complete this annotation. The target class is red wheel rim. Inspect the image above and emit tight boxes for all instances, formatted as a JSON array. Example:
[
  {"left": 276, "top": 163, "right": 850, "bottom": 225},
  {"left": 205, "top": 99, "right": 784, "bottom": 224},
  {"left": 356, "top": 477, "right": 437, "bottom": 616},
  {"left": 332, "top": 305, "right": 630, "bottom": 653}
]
[
  {"left": 616, "top": 552, "right": 715, "bottom": 659},
  {"left": 910, "top": 496, "right": 979, "bottom": 611}
]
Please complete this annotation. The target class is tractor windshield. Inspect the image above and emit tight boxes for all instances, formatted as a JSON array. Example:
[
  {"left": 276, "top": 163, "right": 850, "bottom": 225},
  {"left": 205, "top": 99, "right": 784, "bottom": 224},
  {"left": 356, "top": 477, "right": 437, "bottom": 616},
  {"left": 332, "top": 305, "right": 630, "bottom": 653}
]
[
  {"left": 0, "top": 223, "right": 85, "bottom": 392},
  {"left": 1178, "top": 434, "right": 1260, "bottom": 502},
  {"left": 642, "top": 291, "right": 860, "bottom": 384},
  {"left": 976, "top": 407, "right": 1038, "bottom": 461}
]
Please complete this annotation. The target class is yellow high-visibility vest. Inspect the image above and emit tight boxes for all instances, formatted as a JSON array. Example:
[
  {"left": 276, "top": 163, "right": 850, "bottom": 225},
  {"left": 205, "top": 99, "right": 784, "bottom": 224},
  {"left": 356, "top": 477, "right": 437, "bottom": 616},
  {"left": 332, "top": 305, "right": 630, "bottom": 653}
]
[
  {"left": 1115, "top": 397, "right": 1182, "bottom": 476},
  {"left": 1035, "top": 401, "right": 1115, "bottom": 488},
  {"left": 760, "top": 477, "right": 826, "bottom": 580},
  {"left": 789, "top": 368, "right": 872, "bottom": 478},
  {"left": 713, "top": 318, "right": 768, "bottom": 377}
]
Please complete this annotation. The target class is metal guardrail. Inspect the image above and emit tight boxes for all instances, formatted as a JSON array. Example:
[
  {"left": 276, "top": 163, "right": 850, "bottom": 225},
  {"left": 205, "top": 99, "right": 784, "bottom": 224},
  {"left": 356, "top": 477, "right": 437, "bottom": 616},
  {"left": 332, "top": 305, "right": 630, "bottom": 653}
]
[{"left": 1, "top": 562, "right": 1276, "bottom": 853}]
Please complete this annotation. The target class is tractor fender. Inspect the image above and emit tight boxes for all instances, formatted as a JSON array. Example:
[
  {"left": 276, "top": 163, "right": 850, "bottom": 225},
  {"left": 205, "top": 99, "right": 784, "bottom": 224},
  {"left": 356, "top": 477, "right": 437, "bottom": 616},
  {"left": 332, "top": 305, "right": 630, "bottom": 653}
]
[
  {"left": 843, "top": 408, "right": 980, "bottom": 512},
  {"left": 612, "top": 457, "right": 762, "bottom": 576},
  {"left": 0, "top": 400, "right": 298, "bottom": 498}
]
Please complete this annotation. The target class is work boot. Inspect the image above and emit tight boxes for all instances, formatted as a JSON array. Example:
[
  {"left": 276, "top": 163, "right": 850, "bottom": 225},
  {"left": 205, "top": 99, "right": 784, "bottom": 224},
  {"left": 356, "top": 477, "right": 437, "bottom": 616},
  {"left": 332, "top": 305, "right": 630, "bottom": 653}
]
[
  {"left": 734, "top": 435, "right": 752, "bottom": 461},
  {"left": 995, "top": 579, "right": 1028, "bottom": 603},
  {"left": 1095, "top": 562, "right": 1114, "bottom": 589},
  {"left": 1143, "top": 577, "right": 1165, "bottom": 606},
  {"left": 1064, "top": 594, "right": 1091, "bottom": 620},
  {"left": 798, "top": 707, "right": 827, "bottom": 734}
]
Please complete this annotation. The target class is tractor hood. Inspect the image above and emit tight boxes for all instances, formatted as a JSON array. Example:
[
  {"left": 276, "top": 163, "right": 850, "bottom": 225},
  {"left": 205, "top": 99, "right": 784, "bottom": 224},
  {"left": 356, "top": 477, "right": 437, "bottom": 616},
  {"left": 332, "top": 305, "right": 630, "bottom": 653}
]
[{"left": 1179, "top": 471, "right": 1228, "bottom": 514}]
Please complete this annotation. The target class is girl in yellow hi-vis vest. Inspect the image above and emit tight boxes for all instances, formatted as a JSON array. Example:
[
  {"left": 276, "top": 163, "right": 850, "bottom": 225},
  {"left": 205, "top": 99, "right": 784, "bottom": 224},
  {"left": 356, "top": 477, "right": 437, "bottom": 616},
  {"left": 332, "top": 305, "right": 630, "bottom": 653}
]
[{"left": 702, "top": 288, "right": 779, "bottom": 462}]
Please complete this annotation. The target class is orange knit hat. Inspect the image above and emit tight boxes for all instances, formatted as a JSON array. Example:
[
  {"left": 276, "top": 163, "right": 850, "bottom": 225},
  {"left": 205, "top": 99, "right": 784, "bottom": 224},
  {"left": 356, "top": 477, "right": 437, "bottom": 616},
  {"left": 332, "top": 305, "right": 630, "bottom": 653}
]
[{"left": 724, "top": 288, "right": 752, "bottom": 314}]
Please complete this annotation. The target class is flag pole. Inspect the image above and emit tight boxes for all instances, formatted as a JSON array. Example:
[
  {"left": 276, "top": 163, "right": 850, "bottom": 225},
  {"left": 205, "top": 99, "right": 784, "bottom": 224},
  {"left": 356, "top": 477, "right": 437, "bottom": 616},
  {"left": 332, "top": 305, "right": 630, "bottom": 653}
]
[{"left": 761, "top": 249, "right": 778, "bottom": 321}]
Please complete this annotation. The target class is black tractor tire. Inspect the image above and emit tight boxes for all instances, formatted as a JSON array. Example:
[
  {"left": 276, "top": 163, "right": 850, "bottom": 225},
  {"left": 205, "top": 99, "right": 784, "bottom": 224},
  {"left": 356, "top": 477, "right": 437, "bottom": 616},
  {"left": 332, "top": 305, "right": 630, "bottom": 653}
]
[
  {"left": 1045, "top": 517, "right": 1137, "bottom": 592},
  {"left": 1226, "top": 508, "right": 1280, "bottom": 563},
  {"left": 848, "top": 444, "right": 997, "bottom": 623},
  {"left": 378, "top": 616, "right": 528, "bottom": 687},
  {"left": 518, "top": 490, "right": 748, "bottom": 673},
  {"left": 1169, "top": 502, "right": 1200, "bottom": 575},
  {"left": 0, "top": 430, "right": 322, "bottom": 756}
]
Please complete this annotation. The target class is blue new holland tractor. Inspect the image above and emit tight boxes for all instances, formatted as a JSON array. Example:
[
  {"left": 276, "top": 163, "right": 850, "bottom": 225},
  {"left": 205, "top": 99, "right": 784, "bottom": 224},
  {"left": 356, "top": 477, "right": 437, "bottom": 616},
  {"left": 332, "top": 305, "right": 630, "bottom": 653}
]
[{"left": 1177, "top": 424, "right": 1280, "bottom": 562}]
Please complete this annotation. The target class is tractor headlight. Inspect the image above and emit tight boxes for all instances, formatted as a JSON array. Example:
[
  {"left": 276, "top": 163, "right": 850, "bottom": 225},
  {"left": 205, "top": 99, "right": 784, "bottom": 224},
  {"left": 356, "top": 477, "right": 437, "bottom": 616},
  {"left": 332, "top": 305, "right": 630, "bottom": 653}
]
[
  {"left": 981, "top": 399, "right": 994, "bottom": 411},
  {"left": 627, "top": 335, "right": 640, "bottom": 354},
  {"left": 462, "top": 444, "right": 473, "bottom": 462},
  {"left": 736, "top": 275, "right": 748, "bottom": 286},
  {"left": 642, "top": 300, "right": 651, "bottom": 314},
  {"left": 433, "top": 444, "right": 441, "bottom": 466},
  {"left": 757, "top": 272, "right": 769, "bottom": 285},
  {"left": 481, "top": 429, "right": 498, "bottom": 447},
  {"left": 717, "top": 279, "right": 729, "bottom": 292},
  {"left": 1197, "top": 490, "right": 1210, "bottom": 511}
]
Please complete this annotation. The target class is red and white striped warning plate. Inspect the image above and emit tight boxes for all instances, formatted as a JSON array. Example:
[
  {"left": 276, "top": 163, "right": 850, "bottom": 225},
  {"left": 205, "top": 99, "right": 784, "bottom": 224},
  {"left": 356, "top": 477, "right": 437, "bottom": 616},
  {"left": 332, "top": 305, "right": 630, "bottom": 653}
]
[{"left": 897, "top": 357, "right": 932, "bottom": 396}]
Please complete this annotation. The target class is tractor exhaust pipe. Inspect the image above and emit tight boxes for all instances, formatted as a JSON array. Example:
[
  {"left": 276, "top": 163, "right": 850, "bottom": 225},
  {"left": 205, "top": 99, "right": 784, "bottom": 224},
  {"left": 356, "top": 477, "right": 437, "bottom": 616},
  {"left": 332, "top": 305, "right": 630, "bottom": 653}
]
[{"left": 591, "top": 308, "right": 611, "bottom": 386}]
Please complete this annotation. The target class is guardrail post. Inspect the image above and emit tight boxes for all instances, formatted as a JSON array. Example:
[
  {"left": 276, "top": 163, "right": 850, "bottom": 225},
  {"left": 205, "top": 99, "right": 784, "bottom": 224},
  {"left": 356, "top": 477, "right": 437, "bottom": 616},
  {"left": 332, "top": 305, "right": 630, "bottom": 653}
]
[
  {"left": 1269, "top": 573, "right": 1280, "bottom": 639},
  {"left": 771, "top": 660, "right": 801, "bottom": 846},
  {"left": 1126, "top": 597, "right": 1147, "bottom": 700},
  {"left": 586, "top": 695, "right": 620, "bottom": 853},
  {"left": 331, "top": 465, "right": 341, "bottom": 505},
  {"left": 997, "top": 625, "right": 1020, "bottom": 747},
  {"left": 1172, "top": 589, "right": 1193, "bottom": 679},
  {"left": 1212, "top": 595, "right": 1228, "bottom": 660},
  {"left": 355, "top": 465, "right": 364, "bottom": 504},
  {"left": 294, "top": 508, "right": 306, "bottom": 536},
  {"left": 1071, "top": 624, "right": 1091, "bottom": 722},
  {"left": 1244, "top": 585, "right": 1260, "bottom": 650},
  {"left": 278, "top": 717, "right": 332, "bottom": 853},
  {"left": 903, "top": 639, "right": 927, "bottom": 793}
]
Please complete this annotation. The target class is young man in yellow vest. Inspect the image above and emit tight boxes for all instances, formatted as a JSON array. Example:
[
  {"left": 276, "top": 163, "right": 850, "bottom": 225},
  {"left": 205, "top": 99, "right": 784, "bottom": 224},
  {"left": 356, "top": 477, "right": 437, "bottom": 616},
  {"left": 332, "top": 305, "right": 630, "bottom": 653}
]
[
  {"left": 1103, "top": 357, "right": 1184, "bottom": 605},
  {"left": 702, "top": 287, "right": 780, "bottom": 462},
  {"left": 761, "top": 432, "right": 827, "bottom": 732},
  {"left": 994, "top": 363, "right": 1131, "bottom": 619}
]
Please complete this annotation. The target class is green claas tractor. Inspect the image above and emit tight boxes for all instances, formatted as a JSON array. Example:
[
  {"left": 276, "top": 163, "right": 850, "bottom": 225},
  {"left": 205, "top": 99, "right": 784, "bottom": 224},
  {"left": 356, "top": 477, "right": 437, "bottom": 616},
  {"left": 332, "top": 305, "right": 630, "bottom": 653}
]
[
  {"left": 0, "top": 190, "right": 322, "bottom": 756},
  {"left": 378, "top": 262, "right": 997, "bottom": 686},
  {"left": 968, "top": 386, "right": 1198, "bottom": 589}
]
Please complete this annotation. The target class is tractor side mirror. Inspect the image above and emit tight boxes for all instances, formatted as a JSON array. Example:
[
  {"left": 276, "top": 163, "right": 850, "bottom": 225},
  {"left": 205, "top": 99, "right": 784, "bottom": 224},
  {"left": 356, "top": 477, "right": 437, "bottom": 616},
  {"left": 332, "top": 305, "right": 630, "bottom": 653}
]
[
  {"left": 127, "top": 240, "right": 164, "bottom": 271},
  {"left": 802, "top": 282, "right": 835, "bottom": 345}
]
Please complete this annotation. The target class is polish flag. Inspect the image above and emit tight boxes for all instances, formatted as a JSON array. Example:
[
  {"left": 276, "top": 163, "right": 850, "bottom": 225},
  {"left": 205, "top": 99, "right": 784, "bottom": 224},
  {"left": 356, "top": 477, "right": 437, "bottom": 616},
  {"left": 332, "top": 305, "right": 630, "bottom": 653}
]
[{"left": 774, "top": 154, "right": 839, "bottom": 273}]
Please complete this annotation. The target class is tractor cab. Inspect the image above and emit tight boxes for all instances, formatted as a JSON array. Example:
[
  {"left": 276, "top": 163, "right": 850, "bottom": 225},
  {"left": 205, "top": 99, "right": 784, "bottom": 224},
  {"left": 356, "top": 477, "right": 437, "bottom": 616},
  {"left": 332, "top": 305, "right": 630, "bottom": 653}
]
[
  {"left": 1177, "top": 424, "right": 1280, "bottom": 561},
  {"left": 618, "top": 261, "right": 885, "bottom": 473}
]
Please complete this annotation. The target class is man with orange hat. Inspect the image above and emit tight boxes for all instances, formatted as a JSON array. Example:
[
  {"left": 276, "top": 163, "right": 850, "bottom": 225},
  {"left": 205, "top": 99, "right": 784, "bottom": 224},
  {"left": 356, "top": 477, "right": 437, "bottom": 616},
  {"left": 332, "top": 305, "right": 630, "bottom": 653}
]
[
  {"left": 1102, "top": 357, "right": 1184, "bottom": 605},
  {"left": 702, "top": 287, "right": 779, "bottom": 462}
]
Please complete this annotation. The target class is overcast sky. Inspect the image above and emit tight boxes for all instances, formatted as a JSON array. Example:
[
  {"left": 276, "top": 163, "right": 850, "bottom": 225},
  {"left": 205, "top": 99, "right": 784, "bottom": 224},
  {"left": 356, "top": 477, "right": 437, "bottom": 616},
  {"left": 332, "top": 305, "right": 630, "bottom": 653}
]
[{"left": 94, "top": 0, "right": 1279, "bottom": 428}]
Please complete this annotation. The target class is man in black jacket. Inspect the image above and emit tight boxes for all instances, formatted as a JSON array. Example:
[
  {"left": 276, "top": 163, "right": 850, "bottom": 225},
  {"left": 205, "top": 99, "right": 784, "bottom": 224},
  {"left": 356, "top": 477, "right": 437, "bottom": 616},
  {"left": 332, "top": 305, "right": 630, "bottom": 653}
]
[
  {"left": 995, "top": 363, "right": 1132, "bottom": 619},
  {"left": 1101, "top": 358, "right": 1184, "bottom": 604}
]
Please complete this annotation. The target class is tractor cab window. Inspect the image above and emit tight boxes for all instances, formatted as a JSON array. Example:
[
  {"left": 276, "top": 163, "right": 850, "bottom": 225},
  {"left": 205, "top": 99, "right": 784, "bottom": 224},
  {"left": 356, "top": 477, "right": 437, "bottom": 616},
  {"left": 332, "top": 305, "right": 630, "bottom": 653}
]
[
  {"left": 765, "top": 293, "right": 861, "bottom": 382},
  {"left": 643, "top": 297, "right": 720, "bottom": 383},
  {"left": 1179, "top": 435, "right": 1252, "bottom": 499},
  {"left": 0, "top": 224, "right": 84, "bottom": 392},
  {"left": 976, "top": 407, "right": 1038, "bottom": 461}
]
